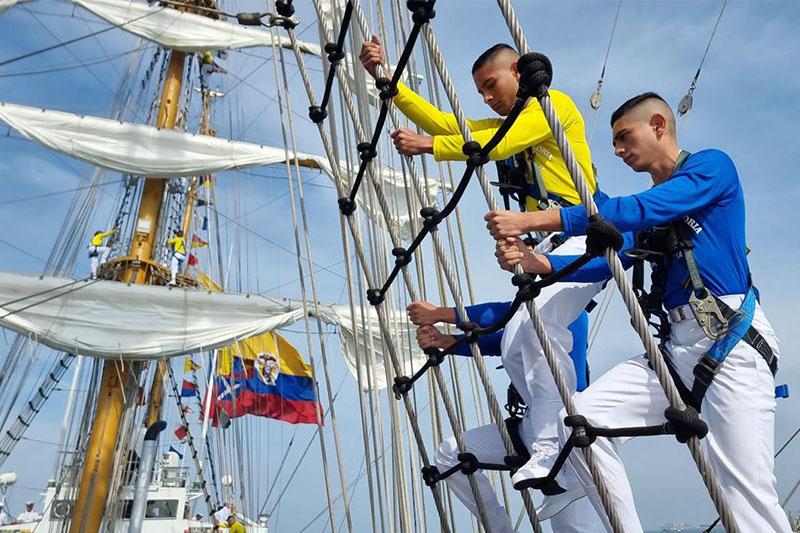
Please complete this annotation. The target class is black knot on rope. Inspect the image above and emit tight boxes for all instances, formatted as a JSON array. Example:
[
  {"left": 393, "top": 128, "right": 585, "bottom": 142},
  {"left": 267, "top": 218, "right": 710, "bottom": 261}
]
[
  {"left": 275, "top": 0, "right": 295, "bottom": 18},
  {"left": 324, "top": 42, "right": 346, "bottom": 63},
  {"left": 664, "top": 406, "right": 708, "bottom": 443},
  {"left": 357, "top": 141, "right": 378, "bottom": 162},
  {"left": 516, "top": 52, "right": 553, "bottom": 99},
  {"left": 457, "top": 452, "right": 480, "bottom": 475},
  {"left": 421, "top": 465, "right": 441, "bottom": 487},
  {"left": 407, "top": 0, "right": 435, "bottom": 24},
  {"left": 462, "top": 140, "right": 488, "bottom": 169},
  {"left": 392, "top": 247, "right": 412, "bottom": 268},
  {"left": 308, "top": 105, "right": 328, "bottom": 124},
  {"left": 459, "top": 321, "right": 479, "bottom": 344},
  {"left": 586, "top": 214, "right": 624, "bottom": 257},
  {"left": 337, "top": 196, "right": 356, "bottom": 216},
  {"left": 424, "top": 347, "right": 446, "bottom": 367},
  {"left": 375, "top": 77, "right": 399, "bottom": 100},
  {"left": 392, "top": 376, "right": 413, "bottom": 398},
  {"left": 564, "top": 414, "right": 596, "bottom": 448},
  {"left": 420, "top": 206, "right": 441, "bottom": 232},
  {"left": 366, "top": 288, "right": 384, "bottom": 306},
  {"left": 511, "top": 272, "right": 540, "bottom": 301}
]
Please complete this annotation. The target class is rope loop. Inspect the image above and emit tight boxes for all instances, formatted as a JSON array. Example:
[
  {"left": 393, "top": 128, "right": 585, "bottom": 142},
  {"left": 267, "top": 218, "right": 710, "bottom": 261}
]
[
  {"left": 458, "top": 321, "right": 480, "bottom": 344},
  {"left": 421, "top": 465, "right": 442, "bottom": 487},
  {"left": 366, "top": 288, "right": 384, "bottom": 306},
  {"left": 357, "top": 141, "right": 377, "bottom": 162},
  {"left": 275, "top": 0, "right": 295, "bottom": 18},
  {"left": 308, "top": 105, "right": 327, "bottom": 124},
  {"left": 585, "top": 214, "right": 625, "bottom": 256},
  {"left": 457, "top": 452, "right": 481, "bottom": 475},
  {"left": 324, "top": 42, "right": 346, "bottom": 63},
  {"left": 517, "top": 52, "right": 553, "bottom": 99},
  {"left": 391, "top": 246, "right": 412, "bottom": 268},
  {"left": 664, "top": 406, "right": 708, "bottom": 443},
  {"left": 337, "top": 196, "right": 356, "bottom": 216},
  {"left": 420, "top": 206, "right": 442, "bottom": 232},
  {"left": 407, "top": 0, "right": 436, "bottom": 24},
  {"left": 511, "top": 272, "right": 541, "bottom": 301},
  {"left": 564, "top": 414, "right": 597, "bottom": 448},
  {"left": 375, "top": 77, "right": 399, "bottom": 100}
]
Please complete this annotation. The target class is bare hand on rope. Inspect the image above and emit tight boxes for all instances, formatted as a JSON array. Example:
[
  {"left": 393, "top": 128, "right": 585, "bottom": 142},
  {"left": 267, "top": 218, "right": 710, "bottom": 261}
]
[
  {"left": 495, "top": 237, "right": 552, "bottom": 274},
  {"left": 391, "top": 128, "right": 433, "bottom": 156},
  {"left": 484, "top": 209, "right": 562, "bottom": 238},
  {"left": 359, "top": 35, "right": 392, "bottom": 80},
  {"left": 415, "top": 325, "right": 457, "bottom": 350},
  {"left": 407, "top": 301, "right": 455, "bottom": 325}
]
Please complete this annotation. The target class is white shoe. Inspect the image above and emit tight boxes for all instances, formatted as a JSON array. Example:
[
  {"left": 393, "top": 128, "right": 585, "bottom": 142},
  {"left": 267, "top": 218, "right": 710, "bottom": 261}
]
[
  {"left": 536, "top": 488, "right": 586, "bottom": 520},
  {"left": 512, "top": 442, "right": 562, "bottom": 493},
  {"left": 168, "top": 280, "right": 177, "bottom": 286}
]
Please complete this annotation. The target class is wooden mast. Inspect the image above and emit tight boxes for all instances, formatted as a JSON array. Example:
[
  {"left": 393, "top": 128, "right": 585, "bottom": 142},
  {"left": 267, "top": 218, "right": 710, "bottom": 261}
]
[{"left": 69, "top": 49, "right": 187, "bottom": 532}]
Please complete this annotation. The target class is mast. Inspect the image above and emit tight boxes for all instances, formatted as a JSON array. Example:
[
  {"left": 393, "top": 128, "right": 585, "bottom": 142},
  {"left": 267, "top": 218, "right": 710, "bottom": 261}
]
[{"left": 69, "top": 48, "right": 188, "bottom": 533}]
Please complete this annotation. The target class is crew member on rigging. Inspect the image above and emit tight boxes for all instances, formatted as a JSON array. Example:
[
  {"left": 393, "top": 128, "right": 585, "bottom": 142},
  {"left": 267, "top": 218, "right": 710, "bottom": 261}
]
[
  {"left": 489, "top": 92, "right": 791, "bottom": 532},
  {"left": 87, "top": 227, "right": 117, "bottom": 280},
  {"left": 167, "top": 229, "right": 186, "bottom": 286},
  {"left": 411, "top": 300, "right": 602, "bottom": 531},
  {"left": 360, "top": 37, "right": 614, "bottom": 519}
]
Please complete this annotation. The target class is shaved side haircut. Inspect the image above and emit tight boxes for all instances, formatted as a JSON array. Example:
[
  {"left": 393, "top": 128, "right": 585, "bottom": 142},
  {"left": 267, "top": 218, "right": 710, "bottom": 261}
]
[
  {"left": 471, "top": 43, "right": 519, "bottom": 74},
  {"left": 611, "top": 92, "right": 676, "bottom": 133}
]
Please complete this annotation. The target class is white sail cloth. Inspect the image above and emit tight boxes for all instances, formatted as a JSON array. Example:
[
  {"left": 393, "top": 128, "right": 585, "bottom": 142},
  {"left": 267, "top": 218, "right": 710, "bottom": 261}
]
[
  {"left": 0, "top": 272, "right": 305, "bottom": 360},
  {"left": 71, "top": 0, "right": 321, "bottom": 56},
  {"left": 0, "top": 102, "right": 438, "bottom": 240},
  {"left": 317, "top": 305, "right": 427, "bottom": 391},
  {"left": 0, "top": 273, "right": 424, "bottom": 390},
  {"left": 0, "top": 0, "right": 30, "bottom": 14}
]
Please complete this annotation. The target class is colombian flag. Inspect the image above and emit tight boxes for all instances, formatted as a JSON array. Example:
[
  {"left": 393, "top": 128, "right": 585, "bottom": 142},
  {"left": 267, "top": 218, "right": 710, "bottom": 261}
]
[{"left": 208, "top": 332, "right": 322, "bottom": 426}]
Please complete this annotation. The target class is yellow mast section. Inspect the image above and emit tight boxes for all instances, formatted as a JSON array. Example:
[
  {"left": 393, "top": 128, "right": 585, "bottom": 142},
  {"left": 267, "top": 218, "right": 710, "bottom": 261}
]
[{"left": 69, "top": 49, "right": 188, "bottom": 533}]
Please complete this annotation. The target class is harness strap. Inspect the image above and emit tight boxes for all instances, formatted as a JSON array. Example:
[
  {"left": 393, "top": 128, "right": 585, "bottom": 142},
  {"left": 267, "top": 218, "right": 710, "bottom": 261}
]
[{"left": 690, "top": 288, "right": 777, "bottom": 410}]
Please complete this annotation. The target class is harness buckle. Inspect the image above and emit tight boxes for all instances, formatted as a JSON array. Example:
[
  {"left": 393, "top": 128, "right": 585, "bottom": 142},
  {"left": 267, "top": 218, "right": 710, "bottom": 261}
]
[
  {"left": 693, "top": 353, "right": 721, "bottom": 386},
  {"left": 688, "top": 291, "right": 730, "bottom": 340}
]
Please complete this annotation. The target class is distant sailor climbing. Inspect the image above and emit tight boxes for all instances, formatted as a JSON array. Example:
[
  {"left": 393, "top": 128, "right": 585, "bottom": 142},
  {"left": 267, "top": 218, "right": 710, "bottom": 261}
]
[
  {"left": 489, "top": 92, "right": 791, "bottom": 533},
  {"left": 167, "top": 230, "right": 186, "bottom": 286},
  {"left": 360, "top": 36, "right": 608, "bottom": 528},
  {"left": 87, "top": 227, "right": 117, "bottom": 280}
]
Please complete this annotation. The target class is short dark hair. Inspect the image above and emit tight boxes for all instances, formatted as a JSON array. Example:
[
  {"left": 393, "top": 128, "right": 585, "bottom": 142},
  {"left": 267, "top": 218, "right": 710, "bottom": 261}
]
[
  {"left": 610, "top": 92, "right": 668, "bottom": 127},
  {"left": 472, "top": 43, "right": 518, "bottom": 74}
]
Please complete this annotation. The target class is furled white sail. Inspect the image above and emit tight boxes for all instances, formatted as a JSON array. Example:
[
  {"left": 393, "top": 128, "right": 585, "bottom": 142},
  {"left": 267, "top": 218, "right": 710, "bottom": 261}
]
[
  {"left": 317, "top": 305, "right": 427, "bottom": 391},
  {"left": 0, "top": 102, "right": 437, "bottom": 239},
  {"left": 0, "top": 0, "right": 30, "bottom": 14},
  {"left": 71, "top": 0, "right": 321, "bottom": 55},
  {"left": 0, "top": 272, "right": 305, "bottom": 360},
  {"left": 0, "top": 273, "right": 424, "bottom": 390}
]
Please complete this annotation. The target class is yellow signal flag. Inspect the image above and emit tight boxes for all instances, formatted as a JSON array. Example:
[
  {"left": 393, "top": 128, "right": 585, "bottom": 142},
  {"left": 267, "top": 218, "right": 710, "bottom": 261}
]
[{"left": 184, "top": 357, "right": 200, "bottom": 373}]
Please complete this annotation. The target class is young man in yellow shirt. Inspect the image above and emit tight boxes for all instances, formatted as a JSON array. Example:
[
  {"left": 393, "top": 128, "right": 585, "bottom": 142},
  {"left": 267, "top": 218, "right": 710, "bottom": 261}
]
[
  {"left": 87, "top": 228, "right": 117, "bottom": 279},
  {"left": 360, "top": 38, "right": 605, "bottom": 530},
  {"left": 166, "top": 230, "right": 186, "bottom": 286}
]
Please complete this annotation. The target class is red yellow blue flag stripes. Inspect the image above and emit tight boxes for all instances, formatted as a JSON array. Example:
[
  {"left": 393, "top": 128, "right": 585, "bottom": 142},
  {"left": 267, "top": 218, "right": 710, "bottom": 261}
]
[{"left": 208, "top": 332, "right": 322, "bottom": 425}]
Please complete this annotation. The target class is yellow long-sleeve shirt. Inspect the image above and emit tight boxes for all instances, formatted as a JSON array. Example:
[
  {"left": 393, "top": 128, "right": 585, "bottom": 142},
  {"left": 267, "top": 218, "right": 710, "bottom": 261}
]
[
  {"left": 90, "top": 229, "right": 116, "bottom": 246},
  {"left": 392, "top": 82, "right": 596, "bottom": 207},
  {"left": 167, "top": 236, "right": 186, "bottom": 255}
]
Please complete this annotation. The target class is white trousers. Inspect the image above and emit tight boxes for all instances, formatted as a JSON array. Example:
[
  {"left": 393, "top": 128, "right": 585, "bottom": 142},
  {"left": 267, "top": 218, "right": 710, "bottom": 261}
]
[
  {"left": 434, "top": 235, "right": 605, "bottom": 532},
  {"left": 558, "top": 295, "right": 791, "bottom": 533},
  {"left": 88, "top": 245, "right": 110, "bottom": 277},
  {"left": 170, "top": 252, "right": 185, "bottom": 283},
  {"left": 435, "top": 422, "right": 604, "bottom": 533},
  {"left": 502, "top": 235, "right": 605, "bottom": 445}
]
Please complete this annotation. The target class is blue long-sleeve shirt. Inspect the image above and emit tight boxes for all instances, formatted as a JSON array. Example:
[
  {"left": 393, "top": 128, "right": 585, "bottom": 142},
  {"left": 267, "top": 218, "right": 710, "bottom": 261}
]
[
  {"left": 560, "top": 149, "right": 750, "bottom": 309},
  {"left": 449, "top": 301, "right": 590, "bottom": 391}
]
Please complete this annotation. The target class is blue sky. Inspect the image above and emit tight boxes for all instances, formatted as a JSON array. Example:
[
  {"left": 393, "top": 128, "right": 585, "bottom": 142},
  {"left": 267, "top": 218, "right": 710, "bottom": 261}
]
[{"left": 0, "top": 0, "right": 799, "bottom": 531}]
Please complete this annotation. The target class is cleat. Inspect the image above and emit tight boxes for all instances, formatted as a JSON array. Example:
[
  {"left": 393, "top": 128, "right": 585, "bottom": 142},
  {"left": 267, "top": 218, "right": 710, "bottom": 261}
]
[{"left": 536, "top": 488, "right": 586, "bottom": 520}]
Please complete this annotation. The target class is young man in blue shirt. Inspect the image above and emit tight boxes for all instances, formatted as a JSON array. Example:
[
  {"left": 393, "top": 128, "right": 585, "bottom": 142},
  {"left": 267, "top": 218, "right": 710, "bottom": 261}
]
[{"left": 488, "top": 93, "right": 790, "bottom": 532}]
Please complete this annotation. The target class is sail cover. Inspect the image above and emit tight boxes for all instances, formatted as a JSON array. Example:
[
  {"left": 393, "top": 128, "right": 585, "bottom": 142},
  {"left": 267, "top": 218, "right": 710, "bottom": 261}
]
[
  {"left": 317, "top": 305, "right": 427, "bottom": 391},
  {"left": 0, "top": 272, "right": 305, "bottom": 359},
  {"left": 72, "top": 0, "right": 321, "bottom": 55}
]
